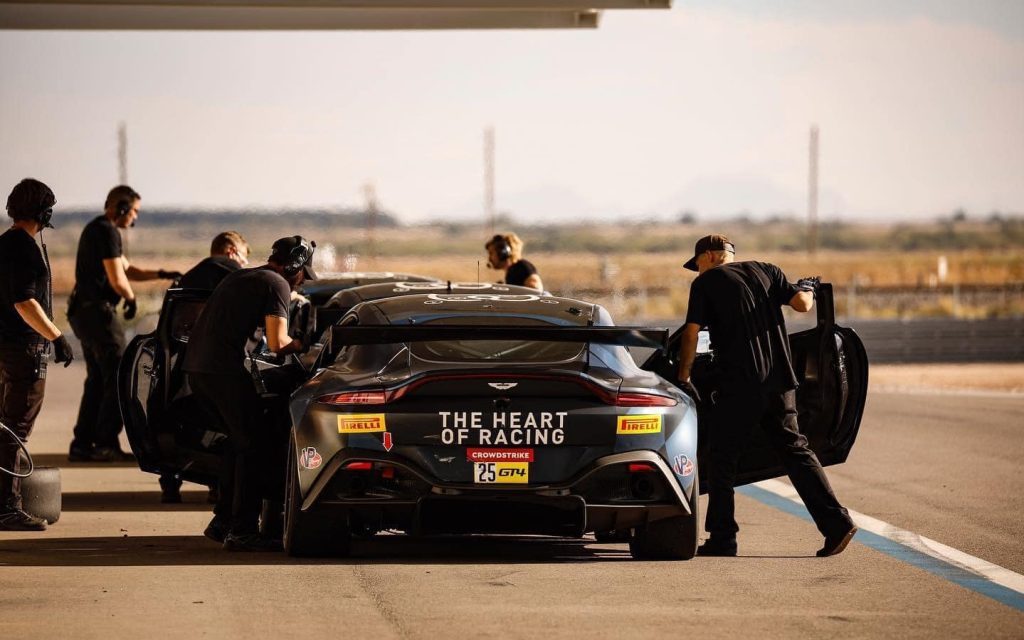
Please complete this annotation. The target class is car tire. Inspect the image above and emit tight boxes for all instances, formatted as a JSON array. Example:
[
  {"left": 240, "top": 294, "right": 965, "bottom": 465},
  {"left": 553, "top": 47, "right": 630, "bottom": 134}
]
[
  {"left": 284, "top": 440, "right": 351, "bottom": 558},
  {"left": 21, "top": 466, "right": 61, "bottom": 525},
  {"left": 629, "top": 474, "right": 699, "bottom": 560}
]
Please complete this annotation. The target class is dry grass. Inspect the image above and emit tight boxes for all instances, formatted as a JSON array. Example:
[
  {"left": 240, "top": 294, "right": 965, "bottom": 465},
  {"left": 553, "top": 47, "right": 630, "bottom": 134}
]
[{"left": 871, "top": 364, "right": 1024, "bottom": 394}]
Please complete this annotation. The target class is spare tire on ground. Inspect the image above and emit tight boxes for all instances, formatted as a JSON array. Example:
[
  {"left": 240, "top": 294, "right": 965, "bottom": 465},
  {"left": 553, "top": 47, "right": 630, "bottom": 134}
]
[{"left": 21, "top": 466, "right": 61, "bottom": 524}]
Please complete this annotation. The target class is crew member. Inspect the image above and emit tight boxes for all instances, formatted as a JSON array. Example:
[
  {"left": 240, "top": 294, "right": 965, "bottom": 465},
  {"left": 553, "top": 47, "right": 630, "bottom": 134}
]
[
  {"left": 0, "top": 179, "right": 74, "bottom": 530},
  {"left": 178, "top": 231, "right": 250, "bottom": 290},
  {"left": 158, "top": 231, "right": 249, "bottom": 504},
  {"left": 67, "top": 185, "right": 182, "bottom": 462},
  {"left": 485, "top": 233, "right": 543, "bottom": 291},
  {"left": 184, "top": 235, "right": 315, "bottom": 551},
  {"left": 676, "top": 234, "right": 857, "bottom": 557}
]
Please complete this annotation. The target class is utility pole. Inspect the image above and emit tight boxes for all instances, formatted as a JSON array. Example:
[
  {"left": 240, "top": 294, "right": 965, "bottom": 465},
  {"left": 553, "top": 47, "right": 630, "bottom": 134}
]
[
  {"left": 117, "top": 121, "right": 128, "bottom": 184},
  {"left": 807, "top": 125, "right": 819, "bottom": 256},
  {"left": 484, "top": 126, "right": 495, "bottom": 234},
  {"left": 363, "top": 182, "right": 379, "bottom": 265}
]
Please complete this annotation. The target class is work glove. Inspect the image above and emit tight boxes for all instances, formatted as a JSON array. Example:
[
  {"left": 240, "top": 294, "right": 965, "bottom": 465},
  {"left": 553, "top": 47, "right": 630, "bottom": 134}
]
[
  {"left": 796, "top": 276, "right": 821, "bottom": 295},
  {"left": 52, "top": 335, "right": 74, "bottom": 368},
  {"left": 123, "top": 297, "right": 138, "bottom": 320},
  {"left": 158, "top": 269, "right": 184, "bottom": 281}
]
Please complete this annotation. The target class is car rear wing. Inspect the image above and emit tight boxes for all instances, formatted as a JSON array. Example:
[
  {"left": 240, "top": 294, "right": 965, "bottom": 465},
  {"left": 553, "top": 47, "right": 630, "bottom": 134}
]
[{"left": 331, "top": 325, "right": 670, "bottom": 352}]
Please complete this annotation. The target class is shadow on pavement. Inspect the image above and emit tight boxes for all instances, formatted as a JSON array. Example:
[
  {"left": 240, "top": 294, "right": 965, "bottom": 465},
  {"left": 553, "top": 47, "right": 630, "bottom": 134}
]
[
  {"left": 0, "top": 534, "right": 633, "bottom": 567},
  {"left": 62, "top": 491, "right": 212, "bottom": 512},
  {"left": 30, "top": 454, "right": 138, "bottom": 468}
]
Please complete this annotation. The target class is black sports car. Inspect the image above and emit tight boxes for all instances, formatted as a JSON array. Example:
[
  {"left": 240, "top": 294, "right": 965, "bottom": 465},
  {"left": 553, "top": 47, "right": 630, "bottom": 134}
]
[
  {"left": 300, "top": 271, "right": 442, "bottom": 307},
  {"left": 118, "top": 284, "right": 866, "bottom": 561}
]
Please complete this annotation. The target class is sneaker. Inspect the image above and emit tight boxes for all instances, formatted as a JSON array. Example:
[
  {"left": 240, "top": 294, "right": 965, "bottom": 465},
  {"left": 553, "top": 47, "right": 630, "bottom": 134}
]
[
  {"left": 817, "top": 525, "right": 858, "bottom": 557},
  {"left": 68, "top": 441, "right": 95, "bottom": 462},
  {"left": 89, "top": 446, "right": 136, "bottom": 463},
  {"left": 696, "top": 537, "right": 738, "bottom": 557},
  {"left": 203, "top": 516, "right": 231, "bottom": 543},
  {"left": 223, "top": 531, "right": 283, "bottom": 552},
  {"left": 0, "top": 508, "right": 48, "bottom": 531}
]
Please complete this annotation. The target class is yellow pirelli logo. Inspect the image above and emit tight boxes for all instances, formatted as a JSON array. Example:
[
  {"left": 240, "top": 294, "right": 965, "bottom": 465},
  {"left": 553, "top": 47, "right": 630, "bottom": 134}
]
[
  {"left": 616, "top": 414, "right": 662, "bottom": 435},
  {"left": 338, "top": 414, "right": 387, "bottom": 434}
]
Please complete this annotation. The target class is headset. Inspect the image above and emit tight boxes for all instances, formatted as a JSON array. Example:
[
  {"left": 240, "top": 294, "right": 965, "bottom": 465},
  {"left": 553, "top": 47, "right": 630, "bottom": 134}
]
[
  {"left": 116, "top": 199, "right": 132, "bottom": 218},
  {"left": 35, "top": 205, "right": 53, "bottom": 229},
  {"left": 489, "top": 234, "right": 512, "bottom": 268},
  {"left": 279, "top": 237, "right": 316, "bottom": 277}
]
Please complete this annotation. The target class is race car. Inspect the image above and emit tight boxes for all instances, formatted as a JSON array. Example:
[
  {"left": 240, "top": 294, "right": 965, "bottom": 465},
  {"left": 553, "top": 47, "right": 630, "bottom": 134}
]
[
  {"left": 300, "top": 271, "right": 442, "bottom": 307},
  {"left": 285, "top": 292, "right": 700, "bottom": 558}
]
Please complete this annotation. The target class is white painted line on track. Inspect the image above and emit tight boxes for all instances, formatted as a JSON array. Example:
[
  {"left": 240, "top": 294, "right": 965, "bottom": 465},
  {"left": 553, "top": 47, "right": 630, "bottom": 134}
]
[{"left": 754, "top": 478, "right": 1024, "bottom": 597}]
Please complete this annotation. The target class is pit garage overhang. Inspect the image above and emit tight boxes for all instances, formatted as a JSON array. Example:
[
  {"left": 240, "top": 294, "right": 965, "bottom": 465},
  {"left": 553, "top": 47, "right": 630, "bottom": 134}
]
[{"left": 0, "top": 0, "right": 670, "bottom": 30}]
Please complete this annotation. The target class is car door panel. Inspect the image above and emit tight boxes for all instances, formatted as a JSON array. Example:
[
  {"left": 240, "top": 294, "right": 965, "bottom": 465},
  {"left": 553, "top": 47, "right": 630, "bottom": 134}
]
[{"left": 641, "top": 283, "right": 869, "bottom": 491}]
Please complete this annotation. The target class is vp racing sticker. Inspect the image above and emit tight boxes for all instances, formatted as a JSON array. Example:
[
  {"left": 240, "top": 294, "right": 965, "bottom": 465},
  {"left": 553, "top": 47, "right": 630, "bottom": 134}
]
[
  {"left": 616, "top": 415, "right": 662, "bottom": 435},
  {"left": 338, "top": 414, "right": 387, "bottom": 434},
  {"left": 672, "top": 453, "right": 694, "bottom": 476},
  {"left": 299, "top": 447, "right": 322, "bottom": 470}
]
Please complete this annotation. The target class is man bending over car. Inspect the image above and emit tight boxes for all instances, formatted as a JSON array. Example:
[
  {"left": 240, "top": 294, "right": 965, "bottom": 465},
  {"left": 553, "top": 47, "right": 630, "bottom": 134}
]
[
  {"left": 183, "top": 235, "right": 316, "bottom": 552},
  {"left": 676, "top": 234, "right": 857, "bottom": 558}
]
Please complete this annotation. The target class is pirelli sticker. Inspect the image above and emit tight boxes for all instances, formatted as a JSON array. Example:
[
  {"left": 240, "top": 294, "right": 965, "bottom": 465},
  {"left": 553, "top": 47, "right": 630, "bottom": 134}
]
[
  {"left": 474, "top": 462, "right": 529, "bottom": 484},
  {"left": 616, "top": 414, "right": 662, "bottom": 435},
  {"left": 338, "top": 413, "right": 387, "bottom": 434}
]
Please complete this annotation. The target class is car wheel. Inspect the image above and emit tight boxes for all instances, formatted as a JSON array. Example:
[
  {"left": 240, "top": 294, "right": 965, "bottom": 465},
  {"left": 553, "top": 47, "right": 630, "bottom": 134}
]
[
  {"left": 284, "top": 440, "right": 351, "bottom": 558},
  {"left": 629, "top": 473, "right": 699, "bottom": 560},
  {"left": 21, "top": 466, "right": 61, "bottom": 525}
]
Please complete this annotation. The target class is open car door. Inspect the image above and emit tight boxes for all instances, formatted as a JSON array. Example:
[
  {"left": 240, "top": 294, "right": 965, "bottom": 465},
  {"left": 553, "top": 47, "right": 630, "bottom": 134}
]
[
  {"left": 118, "top": 289, "right": 224, "bottom": 486},
  {"left": 642, "top": 283, "right": 869, "bottom": 490}
]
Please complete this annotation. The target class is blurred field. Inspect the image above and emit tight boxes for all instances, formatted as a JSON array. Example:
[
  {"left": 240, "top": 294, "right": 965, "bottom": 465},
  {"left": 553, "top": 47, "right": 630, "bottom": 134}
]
[
  {"left": 871, "top": 363, "right": 1024, "bottom": 394},
  {"left": 40, "top": 217, "right": 1024, "bottom": 324}
]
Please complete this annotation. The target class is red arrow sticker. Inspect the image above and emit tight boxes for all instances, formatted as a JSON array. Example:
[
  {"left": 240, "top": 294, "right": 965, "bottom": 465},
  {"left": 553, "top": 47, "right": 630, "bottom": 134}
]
[{"left": 382, "top": 432, "right": 393, "bottom": 452}]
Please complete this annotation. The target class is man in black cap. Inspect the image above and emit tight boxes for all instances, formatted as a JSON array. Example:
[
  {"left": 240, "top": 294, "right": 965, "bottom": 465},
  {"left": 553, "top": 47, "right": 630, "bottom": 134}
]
[
  {"left": 67, "top": 185, "right": 183, "bottom": 462},
  {"left": 184, "top": 235, "right": 315, "bottom": 551},
  {"left": 0, "top": 179, "right": 74, "bottom": 530},
  {"left": 677, "top": 234, "right": 857, "bottom": 557}
]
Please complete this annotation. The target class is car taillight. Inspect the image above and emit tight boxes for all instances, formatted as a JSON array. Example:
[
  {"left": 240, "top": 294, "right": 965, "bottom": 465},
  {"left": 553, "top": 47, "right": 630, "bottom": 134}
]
[
  {"left": 628, "top": 462, "right": 657, "bottom": 473},
  {"left": 319, "top": 390, "right": 388, "bottom": 405},
  {"left": 616, "top": 392, "right": 678, "bottom": 407},
  {"left": 344, "top": 461, "right": 373, "bottom": 471}
]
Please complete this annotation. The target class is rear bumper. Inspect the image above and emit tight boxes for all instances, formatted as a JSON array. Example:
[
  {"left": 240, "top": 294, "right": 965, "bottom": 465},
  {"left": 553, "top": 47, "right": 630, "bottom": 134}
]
[{"left": 302, "top": 450, "right": 692, "bottom": 535}]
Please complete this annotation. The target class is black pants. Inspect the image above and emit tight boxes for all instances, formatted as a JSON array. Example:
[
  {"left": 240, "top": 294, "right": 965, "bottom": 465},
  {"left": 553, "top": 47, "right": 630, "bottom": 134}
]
[
  {"left": 69, "top": 302, "right": 126, "bottom": 448},
  {"left": 188, "top": 370, "right": 283, "bottom": 534},
  {"left": 705, "top": 386, "right": 853, "bottom": 540},
  {"left": 0, "top": 344, "right": 46, "bottom": 510}
]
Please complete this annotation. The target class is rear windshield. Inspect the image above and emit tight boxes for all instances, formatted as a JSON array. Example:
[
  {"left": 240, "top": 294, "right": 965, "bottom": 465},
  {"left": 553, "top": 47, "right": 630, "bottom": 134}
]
[{"left": 410, "top": 317, "right": 585, "bottom": 364}]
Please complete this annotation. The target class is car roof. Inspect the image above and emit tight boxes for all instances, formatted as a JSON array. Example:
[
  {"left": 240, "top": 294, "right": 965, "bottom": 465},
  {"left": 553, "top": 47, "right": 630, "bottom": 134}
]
[
  {"left": 327, "top": 281, "right": 544, "bottom": 308},
  {"left": 361, "top": 293, "right": 611, "bottom": 327}
]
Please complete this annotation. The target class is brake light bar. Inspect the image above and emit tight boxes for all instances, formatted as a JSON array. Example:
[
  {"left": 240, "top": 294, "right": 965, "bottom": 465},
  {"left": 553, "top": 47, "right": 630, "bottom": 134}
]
[
  {"left": 615, "top": 392, "right": 678, "bottom": 407},
  {"left": 628, "top": 463, "right": 657, "bottom": 473},
  {"left": 344, "top": 461, "right": 373, "bottom": 471},
  {"left": 319, "top": 390, "right": 389, "bottom": 405}
]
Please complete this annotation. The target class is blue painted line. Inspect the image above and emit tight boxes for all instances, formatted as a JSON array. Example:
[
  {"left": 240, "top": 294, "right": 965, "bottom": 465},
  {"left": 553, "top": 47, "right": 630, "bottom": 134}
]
[{"left": 739, "top": 484, "right": 1024, "bottom": 613}]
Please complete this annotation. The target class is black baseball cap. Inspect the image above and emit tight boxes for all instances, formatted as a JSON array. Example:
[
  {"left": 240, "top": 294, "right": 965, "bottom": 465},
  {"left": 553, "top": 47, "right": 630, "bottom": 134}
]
[
  {"left": 683, "top": 234, "right": 735, "bottom": 271},
  {"left": 270, "top": 235, "right": 318, "bottom": 280}
]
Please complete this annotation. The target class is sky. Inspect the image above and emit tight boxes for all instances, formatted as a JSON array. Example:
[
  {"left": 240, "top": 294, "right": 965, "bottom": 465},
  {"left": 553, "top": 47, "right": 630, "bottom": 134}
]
[{"left": 1, "top": 0, "right": 1022, "bottom": 224}]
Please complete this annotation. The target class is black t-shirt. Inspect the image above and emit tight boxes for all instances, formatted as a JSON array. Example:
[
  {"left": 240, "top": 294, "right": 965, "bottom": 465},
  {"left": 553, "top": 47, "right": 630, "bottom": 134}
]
[
  {"left": 505, "top": 259, "right": 538, "bottom": 287},
  {"left": 0, "top": 228, "right": 49, "bottom": 346},
  {"left": 178, "top": 255, "right": 241, "bottom": 290},
  {"left": 183, "top": 267, "right": 291, "bottom": 375},
  {"left": 685, "top": 261, "right": 801, "bottom": 392},
  {"left": 74, "top": 216, "right": 123, "bottom": 305}
]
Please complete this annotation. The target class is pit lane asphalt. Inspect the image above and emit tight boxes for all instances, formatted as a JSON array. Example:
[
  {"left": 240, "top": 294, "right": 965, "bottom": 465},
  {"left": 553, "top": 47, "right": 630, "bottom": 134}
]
[{"left": 1, "top": 364, "right": 1021, "bottom": 639}]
